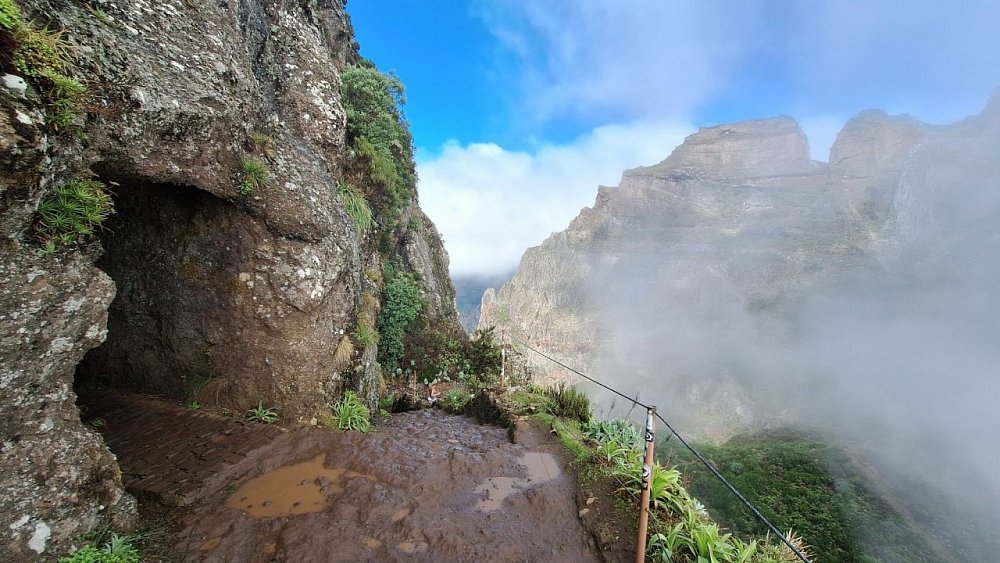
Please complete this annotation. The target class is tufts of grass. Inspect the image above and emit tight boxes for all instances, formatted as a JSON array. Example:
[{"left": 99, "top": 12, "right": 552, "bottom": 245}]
[
  {"left": 244, "top": 401, "right": 278, "bottom": 424},
  {"left": 34, "top": 178, "right": 114, "bottom": 251},
  {"left": 328, "top": 390, "right": 371, "bottom": 432},
  {"left": 249, "top": 131, "right": 275, "bottom": 157},
  {"left": 354, "top": 291, "right": 380, "bottom": 348},
  {"left": 239, "top": 157, "right": 269, "bottom": 195},
  {"left": 544, "top": 382, "right": 591, "bottom": 423},
  {"left": 439, "top": 388, "right": 474, "bottom": 413},
  {"left": 503, "top": 386, "right": 554, "bottom": 416},
  {"left": 11, "top": 25, "right": 71, "bottom": 79},
  {"left": 332, "top": 335, "right": 354, "bottom": 369},
  {"left": 43, "top": 72, "right": 87, "bottom": 132},
  {"left": 3, "top": 12, "right": 89, "bottom": 133},
  {"left": 337, "top": 180, "right": 374, "bottom": 234},
  {"left": 83, "top": 4, "right": 113, "bottom": 25}
]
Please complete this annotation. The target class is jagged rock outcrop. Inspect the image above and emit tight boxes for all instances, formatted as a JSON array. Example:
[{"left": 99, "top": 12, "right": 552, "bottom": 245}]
[
  {"left": 0, "top": 0, "right": 458, "bottom": 558},
  {"left": 481, "top": 96, "right": 1000, "bottom": 436}
]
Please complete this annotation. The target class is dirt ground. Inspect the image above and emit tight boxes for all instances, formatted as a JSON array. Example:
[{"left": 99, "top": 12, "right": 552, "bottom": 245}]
[{"left": 138, "top": 409, "right": 604, "bottom": 562}]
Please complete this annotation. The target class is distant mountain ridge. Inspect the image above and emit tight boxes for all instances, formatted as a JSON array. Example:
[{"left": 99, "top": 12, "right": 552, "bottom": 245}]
[{"left": 480, "top": 92, "right": 1000, "bottom": 433}]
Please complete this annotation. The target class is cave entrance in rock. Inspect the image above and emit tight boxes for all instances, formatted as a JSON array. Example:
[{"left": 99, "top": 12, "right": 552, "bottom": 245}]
[{"left": 74, "top": 176, "right": 248, "bottom": 407}]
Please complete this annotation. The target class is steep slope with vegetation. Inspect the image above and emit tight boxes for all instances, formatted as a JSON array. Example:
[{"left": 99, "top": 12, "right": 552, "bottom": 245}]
[
  {"left": 666, "top": 431, "right": 937, "bottom": 563},
  {"left": 0, "top": 0, "right": 462, "bottom": 558},
  {"left": 495, "top": 385, "right": 814, "bottom": 562}
]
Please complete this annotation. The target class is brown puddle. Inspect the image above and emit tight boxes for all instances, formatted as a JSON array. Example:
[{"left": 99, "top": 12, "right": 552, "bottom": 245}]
[
  {"left": 475, "top": 451, "right": 561, "bottom": 511},
  {"left": 225, "top": 454, "right": 375, "bottom": 518}
]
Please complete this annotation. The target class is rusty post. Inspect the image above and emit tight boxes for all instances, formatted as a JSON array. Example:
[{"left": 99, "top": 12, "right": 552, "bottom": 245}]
[
  {"left": 635, "top": 406, "right": 656, "bottom": 563},
  {"left": 500, "top": 329, "right": 506, "bottom": 388}
]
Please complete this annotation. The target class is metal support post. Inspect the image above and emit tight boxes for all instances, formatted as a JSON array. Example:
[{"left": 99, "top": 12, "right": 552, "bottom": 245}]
[{"left": 635, "top": 406, "right": 656, "bottom": 563}]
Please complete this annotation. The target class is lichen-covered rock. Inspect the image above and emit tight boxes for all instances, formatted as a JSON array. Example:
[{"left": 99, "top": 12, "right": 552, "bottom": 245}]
[
  {"left": 0, "top": 85, "right": 47, "bottom": 239},
  {"left": 0, "top": 247, "right": 136, "bottom": 560},
  {"left": 402, "top": 207, "right": 458, "bottom": 322},
  {"left": 0, "top": 0, "right": 459, "bottom": 557}
]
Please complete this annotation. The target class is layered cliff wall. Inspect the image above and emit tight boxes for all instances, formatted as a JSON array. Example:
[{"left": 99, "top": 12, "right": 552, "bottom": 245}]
[
  {"left": 0, "top": 0, "right": 458, "bottom": 558},
  {"left": 481, "top": 96, "right": 1000, "bottom": 433}
]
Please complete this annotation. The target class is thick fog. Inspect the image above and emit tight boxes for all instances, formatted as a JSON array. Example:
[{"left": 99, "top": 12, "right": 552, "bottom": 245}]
[{"left": 580, "top": 108, "right": 1000, "bottom": 558}]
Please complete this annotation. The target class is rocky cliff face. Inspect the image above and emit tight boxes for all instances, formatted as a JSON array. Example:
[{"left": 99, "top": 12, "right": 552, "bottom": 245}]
[
  {"left": 0, "top": 0, "right": 458, "bottom": 558},
  {"left": 481, "top": 96, "right": 1000, "bottom": 435}
]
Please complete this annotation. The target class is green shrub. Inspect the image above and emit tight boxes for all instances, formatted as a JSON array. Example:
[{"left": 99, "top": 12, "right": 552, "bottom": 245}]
[
  {"left": 35, "top": 178, "right": 114, "bottom": 251},
  {"left": 338, "top": 180, "right": 374, "bottom": 234},
  {"left": 545, "top": 382, "right": 591, "bottom": 423},
  {"left": 376, "top": 262, "right": 424, "bottom": 370},
  {"left": 244, "top": 401, "right": 278, "bottom": 424},
  {"left": 581, "top": 419, "right": 643, "bottom": 451},
  {"left": 439, "top": 388, "right": 473, "bottom": 413},
  {"left": 340, "top": 64, "right": 416, "bottom": 226},
  {"left": 329, "top": 390, "right": 371, "bottom": 432},
  {"left": 239, "top": 157, "right": 269, "bottom": 195},
  {"left": 59, "top": 533, "right": 140, "bottom": 563}
]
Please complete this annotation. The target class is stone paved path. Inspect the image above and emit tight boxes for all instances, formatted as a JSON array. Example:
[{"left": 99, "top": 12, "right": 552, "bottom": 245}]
[{"left": 79, "top": 393, "right": 288, "bottom": 507}]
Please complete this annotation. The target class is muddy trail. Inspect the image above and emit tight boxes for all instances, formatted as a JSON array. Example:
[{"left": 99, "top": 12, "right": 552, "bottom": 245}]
[{"left": 82, "top": 394, "right": 603, "bottom": 562}]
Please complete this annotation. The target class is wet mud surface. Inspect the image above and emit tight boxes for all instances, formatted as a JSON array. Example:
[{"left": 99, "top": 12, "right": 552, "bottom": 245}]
[{"left": 156, "top": 409, "right": 599, "bottom": 562}]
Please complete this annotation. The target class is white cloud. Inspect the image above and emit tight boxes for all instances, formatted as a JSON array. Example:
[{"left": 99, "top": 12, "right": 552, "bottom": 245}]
[
  {"left": 417, "top": 121, "right": 692, "bottom": 276},
  {"left": 477, "top": 1, "right": 764, "bottom": 125},
  {"left": 478, "top": 1, "right": 999, "bottom": 128}
]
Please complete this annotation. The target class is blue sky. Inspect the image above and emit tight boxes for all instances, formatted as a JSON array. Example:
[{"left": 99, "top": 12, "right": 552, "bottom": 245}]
[{"left": 347, "top": 1, "right": 1000, "bottom": 276}]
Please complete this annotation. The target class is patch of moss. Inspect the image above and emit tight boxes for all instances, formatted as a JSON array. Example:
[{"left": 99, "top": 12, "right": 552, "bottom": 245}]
[{"left": 0, "top": 0, "right": 21, "bottom": 31}]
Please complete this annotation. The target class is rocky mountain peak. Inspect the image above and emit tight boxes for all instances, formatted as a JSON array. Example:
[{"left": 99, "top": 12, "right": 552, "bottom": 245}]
[
  {"left": 640, "top": 116, "right": 813, "bottom": 178},
  {"left": 829, "top": 109, "right": 927, "bottom": 173}
]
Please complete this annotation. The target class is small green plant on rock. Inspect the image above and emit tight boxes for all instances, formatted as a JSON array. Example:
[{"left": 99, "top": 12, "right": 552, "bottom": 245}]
[
  {"left": 329, "top": 390, "right": 371, "bottom": 432},
  {"left": 41, "top": 66, "right": 87, "bottom": 130},
  {"left": 2, "top": 9, "right": 89, "bottom": 133},
  {"left": 244, "top": 401, "right": 278, "bottom": 424},
  {"left": 0, "top": 0, "right": 21, "bottom": 31},
  {"left": 439, "top": 388, "right": 473, "bottom": 413},
  {"left": 34, "top": 178, "right": 114, "bottom": 251},
  {"left": 59, "top": 532, "right": 140, "bottom": 563},
  {"left": 239, "top": 157, "right": 269, "bottom": 195},
  {"left": 249, "top": 131, "right": 275, "bottom": 157},
  {"left": 338, "top": 180, "right": 374, "bottom": 234}
]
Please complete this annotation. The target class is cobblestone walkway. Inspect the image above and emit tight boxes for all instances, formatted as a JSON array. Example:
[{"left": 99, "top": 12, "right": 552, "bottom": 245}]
[{"left": 79, "top": 393, "right": 288, "bottom": 506}]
